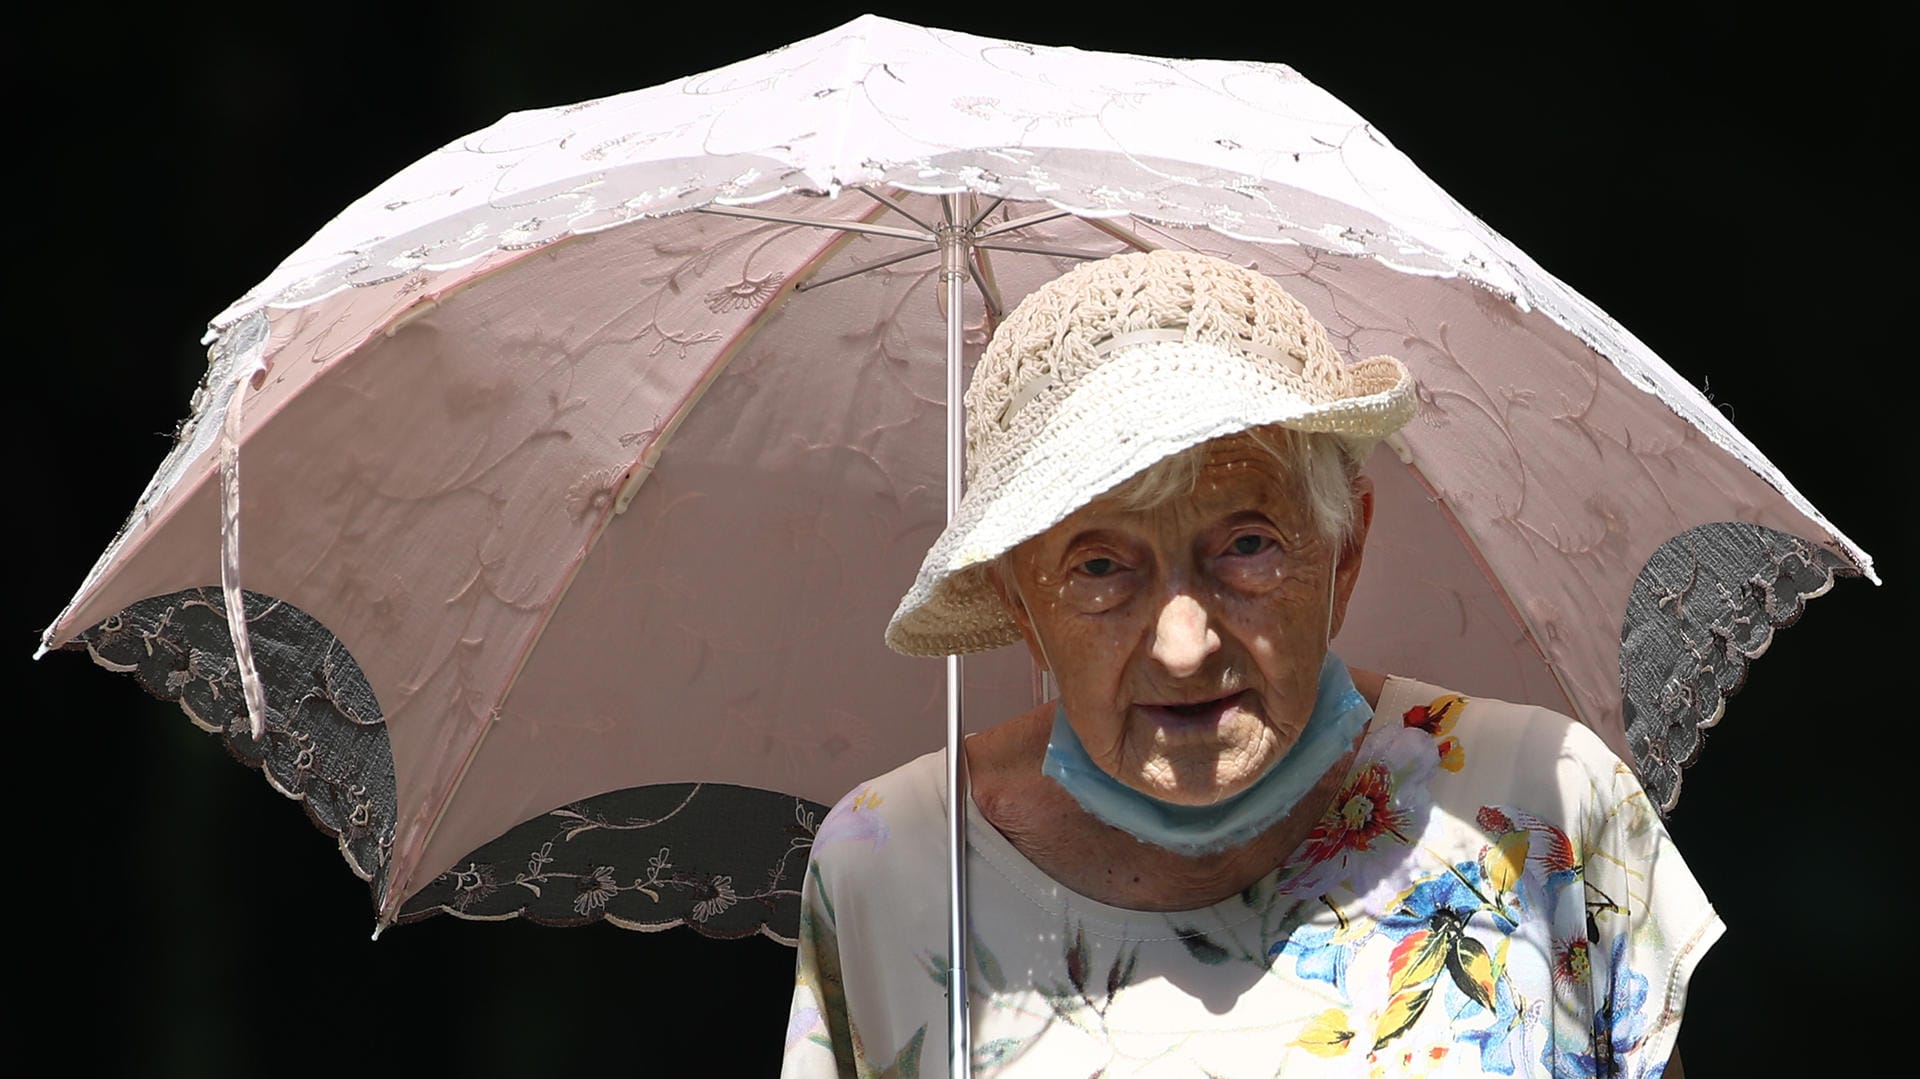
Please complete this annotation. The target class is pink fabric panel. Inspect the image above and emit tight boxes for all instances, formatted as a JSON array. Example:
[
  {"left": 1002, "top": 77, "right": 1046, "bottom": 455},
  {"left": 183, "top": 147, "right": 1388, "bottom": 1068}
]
[
  {"left": 437, "top": 223, "right": 1054, "bottom": 881},
  {"left": 51, "top": 248, "right": 531, "bottom": 642}
]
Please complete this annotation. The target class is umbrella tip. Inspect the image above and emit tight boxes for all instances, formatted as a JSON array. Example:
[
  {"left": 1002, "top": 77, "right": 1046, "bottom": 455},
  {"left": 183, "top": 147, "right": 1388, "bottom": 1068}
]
[{"left": 371, "top": 895, "right": 400, "bottom": 941}]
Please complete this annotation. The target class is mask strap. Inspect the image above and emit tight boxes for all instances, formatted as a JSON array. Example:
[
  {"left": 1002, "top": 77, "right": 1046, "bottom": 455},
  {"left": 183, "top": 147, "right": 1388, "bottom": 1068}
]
[
  {"left": 1008, "top": 567, "right": 1059, "bottom": 685},
  {"left": 1325, "top": 552, "right": 1339, "bottom": 645}
]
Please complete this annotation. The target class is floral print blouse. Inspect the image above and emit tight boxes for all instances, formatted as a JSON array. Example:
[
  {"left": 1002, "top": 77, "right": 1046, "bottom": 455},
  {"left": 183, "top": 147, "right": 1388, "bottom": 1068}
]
[{"left": 781, "top": 676, "right": 1720, "bottom": 1077}]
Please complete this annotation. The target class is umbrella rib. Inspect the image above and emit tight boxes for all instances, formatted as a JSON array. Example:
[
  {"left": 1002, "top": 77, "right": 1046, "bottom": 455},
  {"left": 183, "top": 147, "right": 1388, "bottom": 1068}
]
[
  {"left": 973, "top": 240, "right": 1109, "bottom": 260},
  {"left": 795, "top": 244, "right": 939, "bottom": 291},
  {"left": 1397, "top": 454, "right": 1585, "bottom": 731},
  {"left": 968, "top": 256, "right": 1004, "bottom": 319},
  {"left": 697, "top": 204, "right": 933, "bottom": 243},
  {"left": 1082, "top": 216, "right": 1163, "bottom": 253},
  {"left": 966, "top": 195, "right": 1007, "bottom": 231},
  {"left": 858, "top": 186, "right": 939, "bottom": 234},
  {"left": 975, "top": 208, "right": 1075, "bottom": 239}
]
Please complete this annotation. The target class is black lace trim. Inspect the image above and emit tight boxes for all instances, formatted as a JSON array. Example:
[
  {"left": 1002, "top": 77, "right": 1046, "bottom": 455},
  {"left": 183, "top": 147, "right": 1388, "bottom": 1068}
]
[
  {"left": 72, "top": 587, "right": 820, "bottom": 943},
  {"left": 71, "top": 588, "right": 396, "bottom": 896},
  {"left": 397, "top": 784, "right": 822, "bottom": 943},
  {"left": 1621, "top": 523, "right": 1855, "bottom": 815}
]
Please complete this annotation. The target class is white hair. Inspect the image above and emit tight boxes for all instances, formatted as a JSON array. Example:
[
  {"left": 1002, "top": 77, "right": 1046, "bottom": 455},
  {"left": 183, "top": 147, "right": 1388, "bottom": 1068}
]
[{"left": 1105, "top": 426, "right": 1368, "bottom": 548}]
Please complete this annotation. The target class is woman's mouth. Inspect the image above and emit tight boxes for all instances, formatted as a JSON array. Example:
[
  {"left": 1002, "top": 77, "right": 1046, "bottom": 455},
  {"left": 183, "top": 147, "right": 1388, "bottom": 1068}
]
[{"left": 1139, "top": 690, "right": 1248, "bottom": 727}]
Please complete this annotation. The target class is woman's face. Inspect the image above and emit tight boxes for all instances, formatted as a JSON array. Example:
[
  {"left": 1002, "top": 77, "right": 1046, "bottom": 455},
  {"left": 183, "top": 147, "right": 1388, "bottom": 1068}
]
[{"left": 998, "top": 434, "right": 1371, "bottom": 806}]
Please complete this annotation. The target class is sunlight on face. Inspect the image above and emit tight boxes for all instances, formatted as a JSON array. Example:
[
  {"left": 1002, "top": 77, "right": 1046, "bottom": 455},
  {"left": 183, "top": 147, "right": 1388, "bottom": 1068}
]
[{"left": 1001, "top": 434, "right": 1368, "bottom": 805}]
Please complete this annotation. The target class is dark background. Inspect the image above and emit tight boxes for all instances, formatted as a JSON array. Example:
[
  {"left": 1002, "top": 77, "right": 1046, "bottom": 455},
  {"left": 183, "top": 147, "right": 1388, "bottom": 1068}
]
[{"left": 14, "top": 5, "right": 1897, "bottom": 1075}]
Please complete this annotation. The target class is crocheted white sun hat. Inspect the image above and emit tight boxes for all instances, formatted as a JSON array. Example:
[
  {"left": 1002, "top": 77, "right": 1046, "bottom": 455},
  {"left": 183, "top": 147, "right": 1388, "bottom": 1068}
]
[{"left": 884, "top": 250, "right": 1416, "bottom": 657}]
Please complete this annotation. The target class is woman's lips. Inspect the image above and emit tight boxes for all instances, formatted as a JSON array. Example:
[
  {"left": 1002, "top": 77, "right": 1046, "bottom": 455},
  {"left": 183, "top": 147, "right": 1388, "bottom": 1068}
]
[{"left": 1138, "top": 689, "right": 1249, "bottom": 727}]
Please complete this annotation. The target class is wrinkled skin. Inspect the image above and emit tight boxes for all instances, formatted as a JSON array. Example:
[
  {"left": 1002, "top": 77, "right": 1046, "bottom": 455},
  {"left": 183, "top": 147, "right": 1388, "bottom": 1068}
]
[{"left": 993, "top": 433, "right": 1373, "bottom": 806}]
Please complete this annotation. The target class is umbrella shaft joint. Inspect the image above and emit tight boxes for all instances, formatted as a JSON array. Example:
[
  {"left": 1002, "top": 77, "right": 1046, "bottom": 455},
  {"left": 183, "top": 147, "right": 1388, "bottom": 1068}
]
[{"left": 936, "top": 224, "right": 971, "bottom": 282}]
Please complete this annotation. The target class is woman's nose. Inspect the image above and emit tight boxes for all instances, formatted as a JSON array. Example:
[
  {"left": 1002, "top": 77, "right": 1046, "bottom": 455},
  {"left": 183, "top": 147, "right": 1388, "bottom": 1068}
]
[{"left": 1150, "top": 593, "right": 1221, "bottom": 676}]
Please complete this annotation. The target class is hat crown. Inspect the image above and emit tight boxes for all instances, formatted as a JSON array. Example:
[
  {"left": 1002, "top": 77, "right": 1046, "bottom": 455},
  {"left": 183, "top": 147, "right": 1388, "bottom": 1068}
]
[{"left": 964, "top": 250, "right": 1351, "bottom": 487}]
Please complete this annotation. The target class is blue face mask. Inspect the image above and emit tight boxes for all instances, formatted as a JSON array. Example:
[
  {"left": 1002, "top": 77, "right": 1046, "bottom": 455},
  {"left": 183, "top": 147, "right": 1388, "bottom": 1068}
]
[{"left": 1040, "top": 649, "right": 1372, "bottom": 856}]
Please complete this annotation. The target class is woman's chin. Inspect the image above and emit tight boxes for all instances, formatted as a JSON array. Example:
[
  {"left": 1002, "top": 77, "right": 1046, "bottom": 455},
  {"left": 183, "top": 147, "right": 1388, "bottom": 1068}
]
[{"left": 1125, "top": 746, "right": 1279, "bottom": 807}]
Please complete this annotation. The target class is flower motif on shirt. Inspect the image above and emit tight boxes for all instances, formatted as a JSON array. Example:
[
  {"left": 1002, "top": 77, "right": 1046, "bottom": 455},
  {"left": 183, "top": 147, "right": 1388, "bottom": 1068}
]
[
  {"left": 1272, "top": 895, "right": 1375, "bottom": 995},
  {"left": 1553, "top": 935, "right": 1659, "bottom": 1079},
  {"left": 1291, "top": 1008, "right": 1357, "bottom": 1058},
  {"left": 784, "top": 1003, "right": 823, "bottom": 1055},
  {"left": 1279, "top": 725, "right": 1437, "bottom": 897},
  {"left": 812, "top": 784, "right": 889, "bottom": 853},
  {"left": 1362, "top": 859, "right": 1528, "bottom": 1055},
  {"left": 1476, "top": 805, "right": 1581, "bottom": 913},
  {"left": 1450, "top": 961, "right": 1532, "bottom": 1076},
  {"left": 1551, "top": 935, "right": 1593, "bottom": 995},
  {"left": 1277, "top": 859, "right": 1540, "bottom": 1072},
  {"left": 1402, "top": 693, "right": 1468, "bottom": 772},
  {"left": 1034, "top": 920, "right": 1142, "bottom": 1035},
  {"left": 1370, "top": 1041, "right": 1490, "bottom": 1078}
]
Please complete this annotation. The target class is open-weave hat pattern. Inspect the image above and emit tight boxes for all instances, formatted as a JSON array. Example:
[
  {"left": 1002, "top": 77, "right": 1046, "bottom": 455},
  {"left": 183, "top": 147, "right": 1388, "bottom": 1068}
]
[{"left": 885, "top": 250, "right": 1416, "bottom": 657}]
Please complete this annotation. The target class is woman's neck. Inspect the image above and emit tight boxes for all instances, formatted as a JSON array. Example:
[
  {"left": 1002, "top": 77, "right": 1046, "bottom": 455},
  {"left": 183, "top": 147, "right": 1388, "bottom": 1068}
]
[{"left": 965, "top": 671, "right": 1381, "bottom": 911}]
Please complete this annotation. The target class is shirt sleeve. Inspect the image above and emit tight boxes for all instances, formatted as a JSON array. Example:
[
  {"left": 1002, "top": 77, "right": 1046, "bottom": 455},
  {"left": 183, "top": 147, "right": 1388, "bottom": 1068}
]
[
  {"left": 780, "top": 859, "right": 860, "bottom": 1078},
  {"left": 1574, "top": 727, "right": 1723, "bottom": 1077}
]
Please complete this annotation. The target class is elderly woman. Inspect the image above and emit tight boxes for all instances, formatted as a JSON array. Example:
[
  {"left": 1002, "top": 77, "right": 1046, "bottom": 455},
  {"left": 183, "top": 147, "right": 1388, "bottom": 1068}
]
[{"left": 782, "top": 252, "right": 1716, "bottom": 1077}]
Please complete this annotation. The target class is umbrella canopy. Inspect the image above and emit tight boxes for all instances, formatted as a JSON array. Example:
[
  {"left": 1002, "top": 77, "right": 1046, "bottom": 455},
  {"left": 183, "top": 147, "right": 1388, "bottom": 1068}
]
[
  {"left": 41, "top": 16, "right": 1871, "bottom": 938},
  {"left": 26, "top": 6, "right": 1889, "bottom": 1067}
]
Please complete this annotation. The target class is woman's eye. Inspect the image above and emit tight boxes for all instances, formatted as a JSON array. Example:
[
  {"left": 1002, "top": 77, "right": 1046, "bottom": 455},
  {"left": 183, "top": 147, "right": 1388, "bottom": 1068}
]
[
  {"left": 1227, "top": 534, "right": 1271, "bottom": 556},
  {"left": 1061, "top": 553, "right": 1136, "bottom": 613}
]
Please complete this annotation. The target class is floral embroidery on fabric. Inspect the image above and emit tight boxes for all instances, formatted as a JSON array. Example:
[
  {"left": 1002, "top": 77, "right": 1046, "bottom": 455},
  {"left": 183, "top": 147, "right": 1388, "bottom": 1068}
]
[
  {"left": 690, "top": 874, "right": 738, "bottom": 922},
  {"left": 571, "top": 865, "right": 619, "bottom": 915}
]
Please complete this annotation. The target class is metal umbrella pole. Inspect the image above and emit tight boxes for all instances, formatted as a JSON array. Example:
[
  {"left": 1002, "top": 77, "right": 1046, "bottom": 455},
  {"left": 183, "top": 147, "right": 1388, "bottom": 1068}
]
[
  {"left": 700, "top": 189, "right": 1152, "bottom": 1076},
  {"left": 935, "top": 194, "right": 975, "bottom": 1078}
]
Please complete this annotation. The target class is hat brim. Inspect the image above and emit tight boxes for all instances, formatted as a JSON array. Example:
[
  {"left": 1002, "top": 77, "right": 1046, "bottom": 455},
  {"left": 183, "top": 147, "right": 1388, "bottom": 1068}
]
[{"left": 884, "top": 339, "right": 1414, "bottom": 657}]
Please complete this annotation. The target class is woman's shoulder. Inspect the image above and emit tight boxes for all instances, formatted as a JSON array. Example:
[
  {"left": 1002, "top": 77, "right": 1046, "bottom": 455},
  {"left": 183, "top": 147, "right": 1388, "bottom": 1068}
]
[
  {"left": 807, "top": 748, "right": 949, "bottom": 878},
  {"left": 1375, "top": 673, "right": 1632, "bottom": 825},
  {"left": 1381, "top": 674, "right": 1615, "bottom": 762}
]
